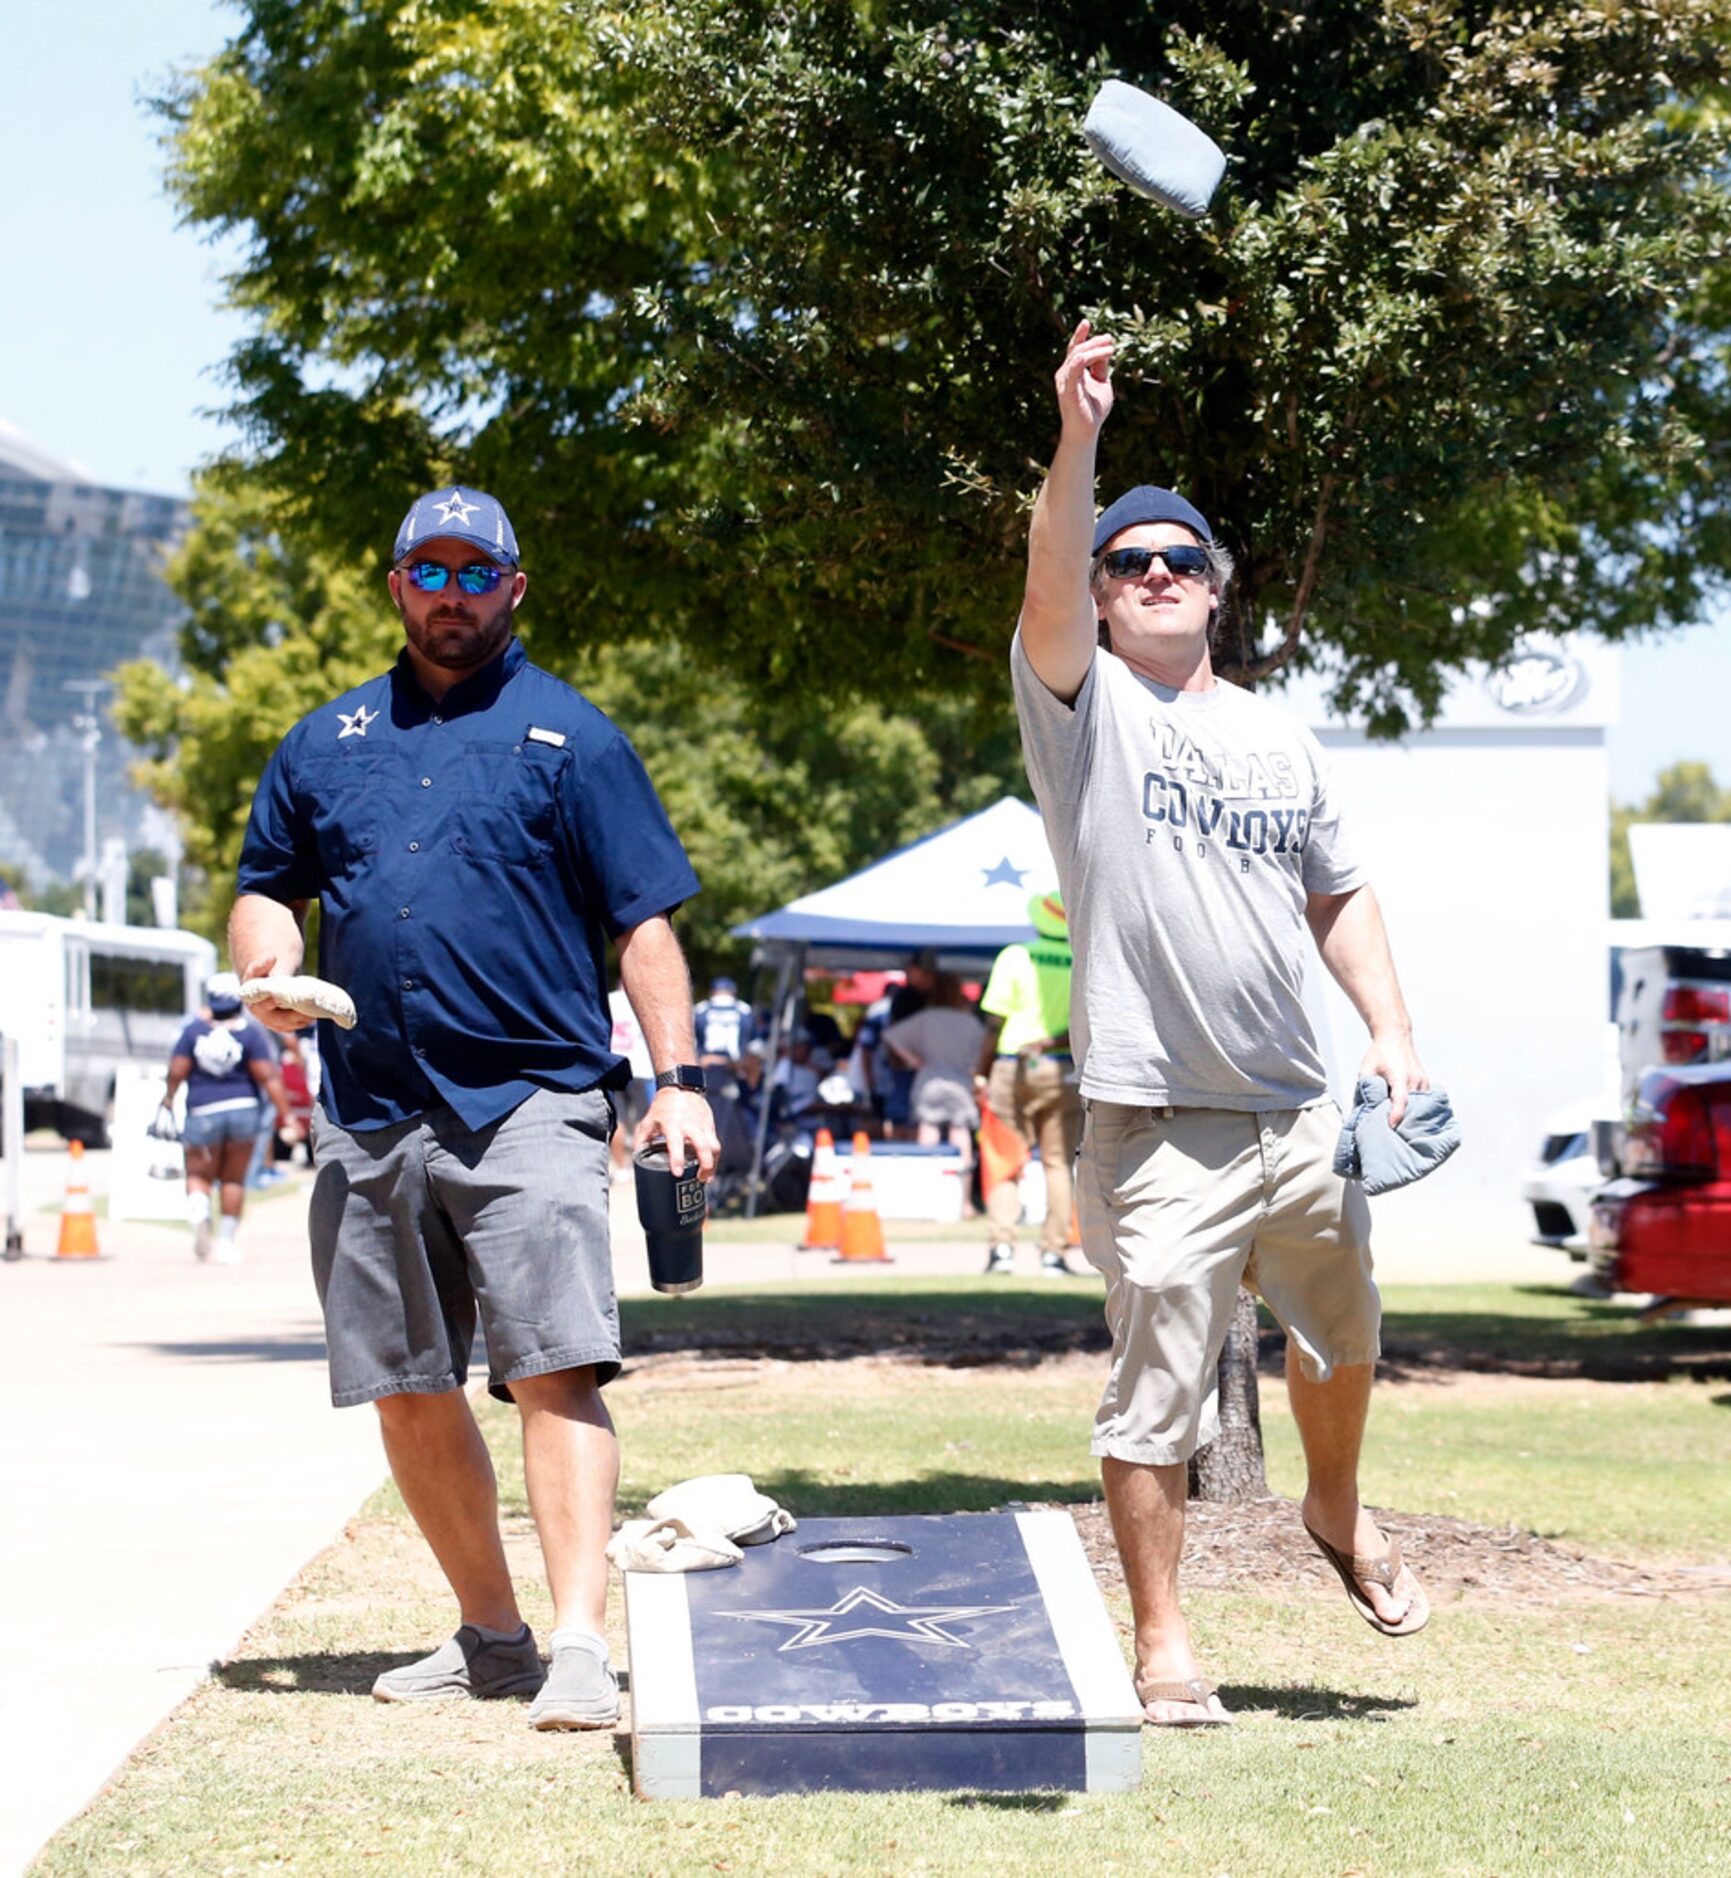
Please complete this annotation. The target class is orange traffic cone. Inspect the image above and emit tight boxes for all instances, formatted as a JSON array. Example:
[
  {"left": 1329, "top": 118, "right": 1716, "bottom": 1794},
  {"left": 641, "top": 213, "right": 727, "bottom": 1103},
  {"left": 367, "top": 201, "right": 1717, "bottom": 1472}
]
[
  {"left": 801, "top": 1127, "right": 846, "bottom": 1250},
  {"left": 835, "top": 1130, "right": 890, "bottom": 1264},
  {"left": 55, "top": 1140, "right": 100, "bottom": 1260}
]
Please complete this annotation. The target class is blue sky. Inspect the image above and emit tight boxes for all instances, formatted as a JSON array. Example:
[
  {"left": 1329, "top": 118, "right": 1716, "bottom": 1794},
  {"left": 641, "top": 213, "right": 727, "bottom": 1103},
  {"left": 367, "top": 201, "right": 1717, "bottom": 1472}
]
[{"left": 2, "top": 0, "right": 1727, "bottom": 804}]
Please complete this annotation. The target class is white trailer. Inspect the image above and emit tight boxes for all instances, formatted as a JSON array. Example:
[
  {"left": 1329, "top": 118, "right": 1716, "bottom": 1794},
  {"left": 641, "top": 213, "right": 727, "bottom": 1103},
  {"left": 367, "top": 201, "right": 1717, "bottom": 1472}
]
[{"left": 0, "top": 911, "right": 217, "bottom": 1145}]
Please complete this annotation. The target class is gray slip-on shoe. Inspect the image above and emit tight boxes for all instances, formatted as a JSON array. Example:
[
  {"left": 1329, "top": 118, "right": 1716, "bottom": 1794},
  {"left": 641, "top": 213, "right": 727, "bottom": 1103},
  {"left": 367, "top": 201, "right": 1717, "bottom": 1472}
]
[
  {"left": 372, "top": 1625, "right": 545, "bottom": 1703},
  {"left": 528, "top": 1641, "right": 621, "bottom": 1731}
]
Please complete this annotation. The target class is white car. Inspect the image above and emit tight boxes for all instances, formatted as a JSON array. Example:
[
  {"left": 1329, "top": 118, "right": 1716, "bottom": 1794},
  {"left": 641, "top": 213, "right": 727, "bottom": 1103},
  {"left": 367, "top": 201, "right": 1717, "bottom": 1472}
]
[{"left": 1521, "top": 1095, "right": 1617, "bottom": 1257}]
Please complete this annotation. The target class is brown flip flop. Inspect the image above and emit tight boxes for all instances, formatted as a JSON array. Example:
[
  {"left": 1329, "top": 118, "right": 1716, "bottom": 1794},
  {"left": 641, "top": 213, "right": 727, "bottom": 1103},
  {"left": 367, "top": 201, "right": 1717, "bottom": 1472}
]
[
  {"left": 1136, "top": 1676, "right": 1232, "bottom": 1727},
  {"left": 1304, "top": 1522, "right": 1431, "bottom": 1637}
]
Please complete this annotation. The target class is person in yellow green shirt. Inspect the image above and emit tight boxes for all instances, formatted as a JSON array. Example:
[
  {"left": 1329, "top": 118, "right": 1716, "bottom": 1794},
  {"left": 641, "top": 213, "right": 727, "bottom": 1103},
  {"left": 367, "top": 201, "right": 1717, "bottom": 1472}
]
[{"left": 973, "top": 891, "right": 1084, "bottom": 1275}]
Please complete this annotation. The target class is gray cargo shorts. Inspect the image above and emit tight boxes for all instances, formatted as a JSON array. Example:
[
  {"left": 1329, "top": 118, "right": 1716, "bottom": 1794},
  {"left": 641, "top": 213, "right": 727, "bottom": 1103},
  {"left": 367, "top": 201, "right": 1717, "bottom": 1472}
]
[{"left": 308, "top": 1087, "right": 618, "bottom": 1408}]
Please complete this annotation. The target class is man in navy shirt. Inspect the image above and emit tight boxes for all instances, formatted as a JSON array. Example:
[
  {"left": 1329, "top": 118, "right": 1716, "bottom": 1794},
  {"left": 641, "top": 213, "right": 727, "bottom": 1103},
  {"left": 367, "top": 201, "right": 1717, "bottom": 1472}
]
[{"left": 232, "top": 486, "right": 718, "bottom": 1732}]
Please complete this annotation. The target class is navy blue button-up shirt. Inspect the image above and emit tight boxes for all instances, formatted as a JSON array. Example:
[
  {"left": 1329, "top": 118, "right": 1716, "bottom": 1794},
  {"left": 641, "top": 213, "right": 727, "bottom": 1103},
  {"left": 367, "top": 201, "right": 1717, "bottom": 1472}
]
[{"left": 237, "top": 637, "right": 700, "bottom": 1132}]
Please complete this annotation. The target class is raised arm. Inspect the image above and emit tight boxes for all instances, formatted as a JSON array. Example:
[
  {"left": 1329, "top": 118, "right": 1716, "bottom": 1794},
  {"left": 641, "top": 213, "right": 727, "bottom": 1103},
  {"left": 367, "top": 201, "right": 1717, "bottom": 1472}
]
[{"left": 1021, "top": 321, "right": 1117, "bottom": 704}]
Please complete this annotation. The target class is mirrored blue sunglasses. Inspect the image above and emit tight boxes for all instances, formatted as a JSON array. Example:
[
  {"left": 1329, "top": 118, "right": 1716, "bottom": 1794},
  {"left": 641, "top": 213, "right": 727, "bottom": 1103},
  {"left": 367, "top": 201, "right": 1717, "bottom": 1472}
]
[{"left": 402, "top": 560, "right": 509, "bottom": 595}]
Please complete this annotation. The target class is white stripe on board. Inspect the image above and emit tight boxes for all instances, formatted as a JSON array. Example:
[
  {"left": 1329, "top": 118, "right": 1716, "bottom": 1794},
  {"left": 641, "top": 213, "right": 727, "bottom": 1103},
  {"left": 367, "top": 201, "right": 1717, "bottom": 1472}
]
[
  {"left": 1014, "top": 1510, "right": 1142, "bottom": 1722},
  {"left": 623, "top": 1571, "right": 702, "bottom": 1799}
]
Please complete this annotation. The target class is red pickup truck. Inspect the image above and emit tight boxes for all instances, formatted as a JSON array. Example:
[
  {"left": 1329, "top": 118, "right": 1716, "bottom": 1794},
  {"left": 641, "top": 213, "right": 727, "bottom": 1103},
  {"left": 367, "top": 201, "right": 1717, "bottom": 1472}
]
[{"left": 1590, "top": 1062, "right": 1731, "bottom": 1305}]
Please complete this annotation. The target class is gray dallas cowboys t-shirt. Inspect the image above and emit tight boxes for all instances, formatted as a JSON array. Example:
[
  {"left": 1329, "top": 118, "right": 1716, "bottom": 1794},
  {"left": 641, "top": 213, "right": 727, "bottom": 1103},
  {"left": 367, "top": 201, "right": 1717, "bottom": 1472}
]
[{"left": 1012, "top": 631, "right": 1364, "bottom": 1111}]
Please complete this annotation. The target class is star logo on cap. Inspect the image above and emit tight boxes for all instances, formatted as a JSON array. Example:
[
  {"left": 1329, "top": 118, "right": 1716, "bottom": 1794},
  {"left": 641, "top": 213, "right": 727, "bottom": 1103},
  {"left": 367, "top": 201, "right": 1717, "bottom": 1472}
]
[
  {"left": 338, "top": 704, "right": 379, "bottom": 740},
  {"left": 434, "top": 491, "right": 479, "bottom": 527},
  {"left": 717, "top": 1584, "right": 1015, "bottom": 1653}
]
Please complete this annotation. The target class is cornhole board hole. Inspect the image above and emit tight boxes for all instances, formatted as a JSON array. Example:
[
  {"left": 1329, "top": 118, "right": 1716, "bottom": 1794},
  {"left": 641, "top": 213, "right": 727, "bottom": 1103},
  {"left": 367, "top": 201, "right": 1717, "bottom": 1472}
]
[{"left": 625, "top": 1510, "right": 1141, "bottom": 1798}]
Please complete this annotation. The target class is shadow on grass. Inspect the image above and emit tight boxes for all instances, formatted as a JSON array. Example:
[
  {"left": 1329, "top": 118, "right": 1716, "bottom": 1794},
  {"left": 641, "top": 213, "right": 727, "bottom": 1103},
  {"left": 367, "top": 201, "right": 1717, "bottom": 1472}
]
[
  {"left": 214, "top": 1651, "right": 636, "bottom": 1701},
  {"left": 946, "top": 1792, "right": 1071, "bottom": 1811},
  {"left": 714, "top": 1469, "right": 1096, "bottom": 1518},
  {"left": 214, "top": 1651, "right": 429, "bottom": 1696},
  {"left": 621, "top": 1279, "right": 1731, "bottom": 1381},
  {"left": 1216, "top": 1683, "right": 1417, "bottom": 1721}
]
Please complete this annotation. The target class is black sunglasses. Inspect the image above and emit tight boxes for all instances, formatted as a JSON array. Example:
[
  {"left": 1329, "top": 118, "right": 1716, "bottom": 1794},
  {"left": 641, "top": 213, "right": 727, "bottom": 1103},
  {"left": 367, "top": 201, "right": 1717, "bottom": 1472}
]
[
  {"left": 1100, "top": 545, "right": 1210, "bottom": 581},
  {"left": 401, "top": 560, "right": 509, "bottom": 595}
]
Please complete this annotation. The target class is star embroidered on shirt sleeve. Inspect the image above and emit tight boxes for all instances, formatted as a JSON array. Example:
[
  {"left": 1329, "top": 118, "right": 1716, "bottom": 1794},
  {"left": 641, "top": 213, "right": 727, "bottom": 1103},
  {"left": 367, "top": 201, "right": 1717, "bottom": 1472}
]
[{"left": 338, "top": 703, "right": 378, "bottom": 739}]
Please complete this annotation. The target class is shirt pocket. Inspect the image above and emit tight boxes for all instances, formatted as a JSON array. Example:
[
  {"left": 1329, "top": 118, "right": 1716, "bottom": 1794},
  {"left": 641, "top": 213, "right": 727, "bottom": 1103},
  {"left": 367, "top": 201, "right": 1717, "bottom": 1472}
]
[
  {"left": 450, "top": 741, "right": 563, "bottom": 870},
  {"left": 298, "top": 755, "right": 382, "bottom": 877}
]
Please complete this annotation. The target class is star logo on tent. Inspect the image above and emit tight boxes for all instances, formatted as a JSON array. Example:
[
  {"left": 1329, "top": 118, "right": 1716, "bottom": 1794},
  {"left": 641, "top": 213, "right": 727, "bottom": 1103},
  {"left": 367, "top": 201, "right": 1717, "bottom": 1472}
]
[
  {"left": 717, "top": 1584, "right": 1015, "bottom": 1653},
  {"left": 338, "top": 703, "right": 379, "bottom": 740},
  {"left": 981, "top": 856, "right": 1028, "bottom": 889},
  {"left": 434, "top": 490, "right": 479, "bottom": 527}
]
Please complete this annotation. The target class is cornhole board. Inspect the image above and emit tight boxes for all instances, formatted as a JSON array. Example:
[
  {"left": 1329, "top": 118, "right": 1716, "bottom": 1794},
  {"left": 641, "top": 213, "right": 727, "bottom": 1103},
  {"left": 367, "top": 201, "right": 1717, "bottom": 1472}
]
[{"left": 625, "top": 1510, "right": 1141, "bottom": 1798}]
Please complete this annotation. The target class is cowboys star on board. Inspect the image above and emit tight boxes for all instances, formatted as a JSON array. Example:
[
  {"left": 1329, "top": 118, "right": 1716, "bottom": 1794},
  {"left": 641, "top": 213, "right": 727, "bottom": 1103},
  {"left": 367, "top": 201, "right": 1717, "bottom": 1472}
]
[
  {"left": 718, "top": 1584, "right": 1015, "bottom": 1652},
  {"left": 338, "top": 703, "right": 379, "bottom": 740},
  {"left": 433, "top": 490, "right": 480, "bottom": 528}
]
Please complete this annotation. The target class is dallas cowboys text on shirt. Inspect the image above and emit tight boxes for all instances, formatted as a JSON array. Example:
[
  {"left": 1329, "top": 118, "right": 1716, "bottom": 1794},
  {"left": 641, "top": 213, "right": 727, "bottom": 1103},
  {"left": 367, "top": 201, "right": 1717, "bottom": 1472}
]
[{"left": 1140, "top": 720, "right": 1310, "bottom": 872}]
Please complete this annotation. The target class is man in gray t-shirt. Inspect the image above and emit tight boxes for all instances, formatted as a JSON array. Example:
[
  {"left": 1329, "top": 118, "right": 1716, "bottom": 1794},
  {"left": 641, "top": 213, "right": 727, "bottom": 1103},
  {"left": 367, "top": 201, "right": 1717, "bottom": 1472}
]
[{"left": 1015, "top": 321, "right": 1433, "bottom": 1727}]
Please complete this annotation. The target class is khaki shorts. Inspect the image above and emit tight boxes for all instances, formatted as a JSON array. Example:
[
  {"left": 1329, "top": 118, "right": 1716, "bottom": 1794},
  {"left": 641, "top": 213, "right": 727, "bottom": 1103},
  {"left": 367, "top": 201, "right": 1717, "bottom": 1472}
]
[{"left": 1077, "top": 1100, "right": 1378, "bottom": 1465}]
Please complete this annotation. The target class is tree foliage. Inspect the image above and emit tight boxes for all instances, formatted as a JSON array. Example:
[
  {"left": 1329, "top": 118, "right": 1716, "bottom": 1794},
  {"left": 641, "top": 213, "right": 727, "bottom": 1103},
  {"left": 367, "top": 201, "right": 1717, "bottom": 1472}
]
[
  {"left": 163, "top": 0, "right": 1731, "bottom": 728},
  {"left": 113, "top": 479, "right": 1027, "bottom": 961},
  {"left": 1610, "top": 759, "right": 1731, "bottom": 915}
]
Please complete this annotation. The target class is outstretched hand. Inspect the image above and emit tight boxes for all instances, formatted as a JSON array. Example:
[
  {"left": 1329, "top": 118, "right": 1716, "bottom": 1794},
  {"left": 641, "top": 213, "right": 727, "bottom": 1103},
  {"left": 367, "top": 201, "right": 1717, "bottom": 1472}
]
[{"left": 1055, "top": 319, "right": 1115, "bottom": 439}]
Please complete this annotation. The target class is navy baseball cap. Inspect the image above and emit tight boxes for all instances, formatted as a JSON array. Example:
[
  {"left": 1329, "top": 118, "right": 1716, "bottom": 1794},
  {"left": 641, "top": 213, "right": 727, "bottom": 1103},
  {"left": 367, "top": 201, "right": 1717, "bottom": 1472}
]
[
  {"left": 393, "top": 487, "right": 520, "bottom": 567},
  {"left": 205, "top": 971, "right": 244, "bottom": 1017},
  {"left": 1091, "top": 484, "right": 1213, "bottom": 554}
]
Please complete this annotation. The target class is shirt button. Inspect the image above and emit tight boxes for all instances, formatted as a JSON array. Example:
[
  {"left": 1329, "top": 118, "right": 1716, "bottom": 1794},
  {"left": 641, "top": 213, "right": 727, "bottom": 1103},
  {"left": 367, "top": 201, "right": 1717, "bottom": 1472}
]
[
  {"left": 400, "top": 907, "right": 411, "bottom": 919},
  {"left": 402, "top": 978, "right": 415, "bottom": 991},
  {"left": 408, "top": 841, "right": 420, "bottom": 852},
  {"left": 431, "top": 715, "right": 443, "bottom": 726},
  {"left": 420, "top": 776, "right": 432, "bottom": 788},
  {"left": 414, "top": 1046, "right": 427, "bottom": 1058}
]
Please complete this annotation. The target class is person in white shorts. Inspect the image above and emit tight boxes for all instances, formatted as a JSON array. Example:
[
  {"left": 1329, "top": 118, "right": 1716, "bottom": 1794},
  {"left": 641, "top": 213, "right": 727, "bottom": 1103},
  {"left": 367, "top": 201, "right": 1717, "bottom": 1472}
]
[{"left": 1012, "top": 321, "right": 1433, "bottom": 1728}]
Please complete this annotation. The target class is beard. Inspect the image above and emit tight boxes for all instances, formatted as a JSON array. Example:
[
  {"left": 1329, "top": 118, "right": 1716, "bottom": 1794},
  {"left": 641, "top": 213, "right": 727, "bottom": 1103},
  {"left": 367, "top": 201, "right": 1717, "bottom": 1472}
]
[{"left": 398, "top": 583, "right": 518, "bottom": 676}]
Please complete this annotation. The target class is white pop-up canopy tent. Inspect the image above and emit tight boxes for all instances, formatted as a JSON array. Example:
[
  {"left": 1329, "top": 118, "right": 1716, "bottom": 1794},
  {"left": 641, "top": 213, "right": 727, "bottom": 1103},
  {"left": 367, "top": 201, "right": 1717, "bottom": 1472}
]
[
  {"left": 730, "top": 796, "right": 1058, "bottom": 968},
  {"left": 727, "top": 797, "right": 1059, "bottom": 1211}
]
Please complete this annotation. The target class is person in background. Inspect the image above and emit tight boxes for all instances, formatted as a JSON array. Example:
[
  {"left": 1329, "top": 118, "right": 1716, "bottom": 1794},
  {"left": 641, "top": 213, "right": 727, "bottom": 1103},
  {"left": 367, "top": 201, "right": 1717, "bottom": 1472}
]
[
  {"left": 882, "top": 955, "right": 936, "bottom": 1138},
  {"left": 975, "top": 890, "right": 1085, "bottom": 1277},
  {"left": 693, "top": 975, "right": 754, "bottom": 1083},
  {"left": 884, "top": 974, "right": 987, "bottom": 1211},
  {"left": 159, "top": 971, "right": 296, "bottom": 1264}
]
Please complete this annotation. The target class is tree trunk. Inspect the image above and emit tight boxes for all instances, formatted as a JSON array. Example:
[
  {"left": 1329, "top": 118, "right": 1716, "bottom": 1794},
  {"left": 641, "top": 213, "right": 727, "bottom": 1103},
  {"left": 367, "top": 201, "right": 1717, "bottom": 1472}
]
[{"left": 1187, "top": 1287, "right": 1267, "bottom": 1502}]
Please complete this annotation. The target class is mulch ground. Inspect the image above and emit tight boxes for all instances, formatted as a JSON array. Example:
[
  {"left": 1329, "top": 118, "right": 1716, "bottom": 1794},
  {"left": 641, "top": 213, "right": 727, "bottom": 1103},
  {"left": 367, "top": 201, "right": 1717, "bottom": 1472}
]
[
  {"left": 1067, "top": 1495, "right": 1731, "bottom": 1608},
  {"left": 618, "top": 1344, "right": 1731, "bottom": 1608}
]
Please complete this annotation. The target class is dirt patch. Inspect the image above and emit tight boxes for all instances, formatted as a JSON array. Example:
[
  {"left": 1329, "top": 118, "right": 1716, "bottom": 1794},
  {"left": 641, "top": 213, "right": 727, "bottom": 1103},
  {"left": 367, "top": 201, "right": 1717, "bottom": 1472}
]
[
  {"left": 614, "top": 1350, "right": 1731, "bottom": 1607},
  {"left": 1067, "top": 1495, "right": 1731, "bottom": 1608}
]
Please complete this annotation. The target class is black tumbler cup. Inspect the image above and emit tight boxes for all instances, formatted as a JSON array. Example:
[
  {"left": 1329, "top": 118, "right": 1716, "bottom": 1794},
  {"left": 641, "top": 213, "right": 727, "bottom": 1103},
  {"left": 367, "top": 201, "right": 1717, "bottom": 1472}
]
[{"left": 633, "top": 1144, "right": 706, "bottom": 1293}]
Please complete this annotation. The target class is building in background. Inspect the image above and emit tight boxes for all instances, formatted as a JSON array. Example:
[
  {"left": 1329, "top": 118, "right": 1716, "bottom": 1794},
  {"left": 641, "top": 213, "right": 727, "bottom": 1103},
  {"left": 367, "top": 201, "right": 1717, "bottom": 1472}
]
[
  {"left": 0, "top": 422, "right": 188, "bottom": 894},
  {"left": 1281, "top": 636, "right": 1619, "bottom": 1241}
]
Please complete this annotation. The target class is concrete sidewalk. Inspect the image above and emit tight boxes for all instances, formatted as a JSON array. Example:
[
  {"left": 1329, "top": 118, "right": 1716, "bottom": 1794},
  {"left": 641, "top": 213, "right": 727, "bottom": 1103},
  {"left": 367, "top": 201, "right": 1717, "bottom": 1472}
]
[{"left": 0, "top": 1143, "right": 1569, "bottom": 1873}]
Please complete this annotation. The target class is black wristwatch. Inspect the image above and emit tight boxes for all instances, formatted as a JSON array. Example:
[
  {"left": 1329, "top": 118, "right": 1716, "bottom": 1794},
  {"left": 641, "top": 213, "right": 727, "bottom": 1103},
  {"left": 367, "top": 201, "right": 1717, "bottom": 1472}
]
[{"left": 654, "top": 1065, "right": 707, "bottom": 1093}]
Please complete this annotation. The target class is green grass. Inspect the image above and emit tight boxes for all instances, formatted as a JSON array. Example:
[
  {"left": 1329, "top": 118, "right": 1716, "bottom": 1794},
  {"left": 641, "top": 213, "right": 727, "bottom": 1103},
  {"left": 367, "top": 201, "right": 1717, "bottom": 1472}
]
[{"left": 31, "top": 1283, "right": 1731, "bottom": 1877}]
